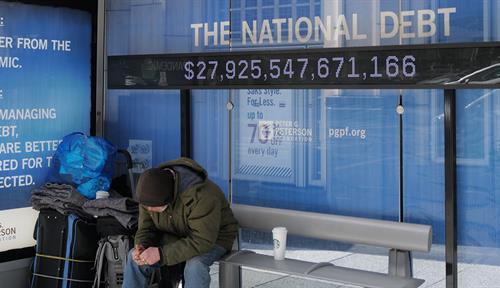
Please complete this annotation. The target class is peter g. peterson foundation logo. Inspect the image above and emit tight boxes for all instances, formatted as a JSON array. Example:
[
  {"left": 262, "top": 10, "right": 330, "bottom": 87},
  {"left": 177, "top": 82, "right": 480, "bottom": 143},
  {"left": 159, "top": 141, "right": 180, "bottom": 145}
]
[
  {"left": 0, "top": 221, "right": 17, "bottom": 242},
  {"left": 258, "top": 121, "right": 274, "bottom": 142}
]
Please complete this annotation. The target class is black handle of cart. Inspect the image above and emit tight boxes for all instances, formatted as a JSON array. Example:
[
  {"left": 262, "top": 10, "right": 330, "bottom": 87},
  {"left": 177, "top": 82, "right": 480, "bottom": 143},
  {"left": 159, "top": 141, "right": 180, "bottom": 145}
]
[{"left": 115, "top": 149, "right": 137, "bottom": 200}]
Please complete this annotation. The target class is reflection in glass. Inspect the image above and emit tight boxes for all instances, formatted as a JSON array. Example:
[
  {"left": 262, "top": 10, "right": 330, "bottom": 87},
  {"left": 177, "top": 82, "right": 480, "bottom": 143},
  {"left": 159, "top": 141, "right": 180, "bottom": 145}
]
[
  {"left": 446, "top": 64, "right": 500, "bottom": 85},
  {"left": 403, "top": 90, "right": 445, "bottom": 287},
  {"left": 232, "top": 89, "right": 399, "bottom": 218},
  {"left": 457, "top": 89, "right": 500, "bottom": 287},
  {"left": 104, "top": 90, "right": 181, "bottom": 168},
  {"left": 191, "top": 89, "right": 231, "bottom": 195}
]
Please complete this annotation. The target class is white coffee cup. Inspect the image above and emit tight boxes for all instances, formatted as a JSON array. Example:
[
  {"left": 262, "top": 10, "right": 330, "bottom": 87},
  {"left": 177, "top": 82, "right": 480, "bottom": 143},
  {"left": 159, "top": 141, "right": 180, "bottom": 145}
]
[
  {"left": 272, "top": 227, "right": 287, "bottom": 260},
  {"left": 95, "top": 191, "right": 109, "bottom": 199}
]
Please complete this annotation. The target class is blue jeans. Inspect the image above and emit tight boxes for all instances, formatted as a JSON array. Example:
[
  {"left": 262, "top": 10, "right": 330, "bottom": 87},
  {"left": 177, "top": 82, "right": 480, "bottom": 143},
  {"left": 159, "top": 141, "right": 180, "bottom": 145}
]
[{"left": 123, "top": 244, "right": 227, "bottom": 288}]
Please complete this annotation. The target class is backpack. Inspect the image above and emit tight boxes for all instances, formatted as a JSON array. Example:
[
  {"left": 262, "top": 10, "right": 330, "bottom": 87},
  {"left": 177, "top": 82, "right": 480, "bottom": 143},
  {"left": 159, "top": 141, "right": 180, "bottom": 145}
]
[{"left": 93, "top": 235, "right": 131, "bottom": 288}]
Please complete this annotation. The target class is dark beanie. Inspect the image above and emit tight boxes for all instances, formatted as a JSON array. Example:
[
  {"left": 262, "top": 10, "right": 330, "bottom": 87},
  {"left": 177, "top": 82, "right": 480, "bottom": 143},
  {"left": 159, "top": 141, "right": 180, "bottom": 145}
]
[{"left": 136, "top": 167, "right": 175, "bottom": 207}]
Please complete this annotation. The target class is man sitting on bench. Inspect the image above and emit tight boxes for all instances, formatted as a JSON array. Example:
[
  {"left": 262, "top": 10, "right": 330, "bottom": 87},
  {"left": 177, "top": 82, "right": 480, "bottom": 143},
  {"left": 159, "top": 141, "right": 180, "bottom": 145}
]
[{"left": 123, "top": 157, "right": 239, "bottom": 288}]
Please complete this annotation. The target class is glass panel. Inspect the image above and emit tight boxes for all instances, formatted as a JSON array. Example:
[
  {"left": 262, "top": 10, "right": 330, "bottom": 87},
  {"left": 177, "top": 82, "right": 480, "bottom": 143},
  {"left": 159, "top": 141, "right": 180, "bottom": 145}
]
[
  {"left": 245, "top": 9, "right": 258, "bottom": 21},
  {"left": 105, "top": 1, "right": 500, "bottom": 286},
  {"left": 262, "top": 7, "right": 274, "bottom": 20},
  {"left": 296, "top": 5, "right": 309, "bottom": 18},
  {"left": 231, "top": 12, "right": 242, "bottom": 40},
  {"left": 107, "top": 0, "right": 500, "bottom": 55},
  {"left": 403, "top": 90, "right": 446, "bottom": 287},
  {"left": 191, "top": 89, "right": 231, "bottom": 196},
  {"left": 233, "top": 89, "right": 399, "bottom": 217},
  {"left": 229, "top": 0, "right": 500, "bottom": 49},
  {"left": 278, "top": 6, "right": 292, "bottom": 18},
  {"left": 106, "top": 0, "right": 230, "bottom": 54},
  {"left": 105, "top": 0, "right": 233, "bottom": 172},
  {"left": 104, "top": 90, "right": 181, "bottom": 171},
  {"left": 246, "top": 0, "right": 257, "bottom": 8},
  {"left": 314, "top": 3, "right": 321, "bottom": 17},
  {"left": 457, "top": 89, "right": 500, "bottom": 287},
  {"left": 232, "top": 0, "right": 241, "bottom": 8},
  {"left": 231, "top": 89, "right": 401, "bottom": 286},
  {"left": 262, "top": 0, "right": 275, "bottom": 7}
]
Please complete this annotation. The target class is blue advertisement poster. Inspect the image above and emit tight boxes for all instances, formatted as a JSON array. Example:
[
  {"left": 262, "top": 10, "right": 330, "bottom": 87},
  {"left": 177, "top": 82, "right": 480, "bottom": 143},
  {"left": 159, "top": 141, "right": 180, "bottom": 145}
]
[{"left": 0, "top": 2, "right": 91, "bottom": 251}]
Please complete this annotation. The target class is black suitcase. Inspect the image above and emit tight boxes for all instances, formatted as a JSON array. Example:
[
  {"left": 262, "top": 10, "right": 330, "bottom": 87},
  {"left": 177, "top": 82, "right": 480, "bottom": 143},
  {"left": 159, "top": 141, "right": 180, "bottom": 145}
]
[{"left": 31, "top": 209, "right": 98, "bottom": 288}]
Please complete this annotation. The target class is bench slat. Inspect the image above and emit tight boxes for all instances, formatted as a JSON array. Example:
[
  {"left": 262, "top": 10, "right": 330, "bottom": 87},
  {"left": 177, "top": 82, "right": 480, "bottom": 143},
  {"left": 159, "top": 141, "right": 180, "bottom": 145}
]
[
  {"left": 220, "top": 251, "right": 424, "bottom": 288},
  {"left": 232, "top": 204, "right": 432, "bottom": 252}
]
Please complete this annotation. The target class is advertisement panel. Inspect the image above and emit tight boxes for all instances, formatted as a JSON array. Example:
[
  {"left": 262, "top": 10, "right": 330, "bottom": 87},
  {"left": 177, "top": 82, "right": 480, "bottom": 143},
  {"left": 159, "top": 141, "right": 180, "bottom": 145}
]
[
  {"left": 235, "top": 89, "right": 296, "bottom": 183},
  {"left": 0, "top": 2, "right": 91, "bottom": 251}
]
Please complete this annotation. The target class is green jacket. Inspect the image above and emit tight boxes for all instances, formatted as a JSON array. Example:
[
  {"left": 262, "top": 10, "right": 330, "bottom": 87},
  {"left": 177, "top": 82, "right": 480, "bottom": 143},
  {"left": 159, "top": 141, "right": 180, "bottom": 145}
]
[{"left": 134, "top": 157, "right": 239, "bottom": 266}]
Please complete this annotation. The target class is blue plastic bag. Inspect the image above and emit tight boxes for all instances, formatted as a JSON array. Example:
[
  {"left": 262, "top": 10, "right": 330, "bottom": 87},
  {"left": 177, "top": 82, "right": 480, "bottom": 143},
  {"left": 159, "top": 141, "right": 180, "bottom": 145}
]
[{"left": 48, "top": 132, "right": 117, "bottom": 199}]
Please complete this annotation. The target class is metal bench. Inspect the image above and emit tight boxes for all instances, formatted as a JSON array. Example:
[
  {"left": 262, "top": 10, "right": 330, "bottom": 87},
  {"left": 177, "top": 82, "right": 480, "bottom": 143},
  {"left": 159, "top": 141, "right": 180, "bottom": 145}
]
[{"left": 219, "top": 204, "right": 432, "bottom": 288}]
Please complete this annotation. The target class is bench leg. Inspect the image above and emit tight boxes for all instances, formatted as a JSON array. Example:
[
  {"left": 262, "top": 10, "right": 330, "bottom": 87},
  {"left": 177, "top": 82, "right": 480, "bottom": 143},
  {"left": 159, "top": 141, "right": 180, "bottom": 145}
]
[
  {"left": 388, "top": 249, "right": 412, "bottom": 278},
  {"left": 219, "top": 263, "right": 241, "bottom": 288}
]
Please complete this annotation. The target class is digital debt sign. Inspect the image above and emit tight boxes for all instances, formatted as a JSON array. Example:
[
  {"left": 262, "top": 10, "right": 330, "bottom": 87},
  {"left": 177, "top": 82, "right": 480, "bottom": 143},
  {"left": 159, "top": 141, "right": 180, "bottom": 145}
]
[
  {"left": 109, "top": 43, "right": 500, "bottom": 89},
  {"left": 108, "top": 5, "right": 499, "bottom": 89}
]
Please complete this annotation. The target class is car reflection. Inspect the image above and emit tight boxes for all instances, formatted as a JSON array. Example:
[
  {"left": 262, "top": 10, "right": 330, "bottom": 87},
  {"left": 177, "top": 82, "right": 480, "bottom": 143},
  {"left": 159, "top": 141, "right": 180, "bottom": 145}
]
[{"left": 445, "top": 63, "right": 500, "bottom": 85}]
